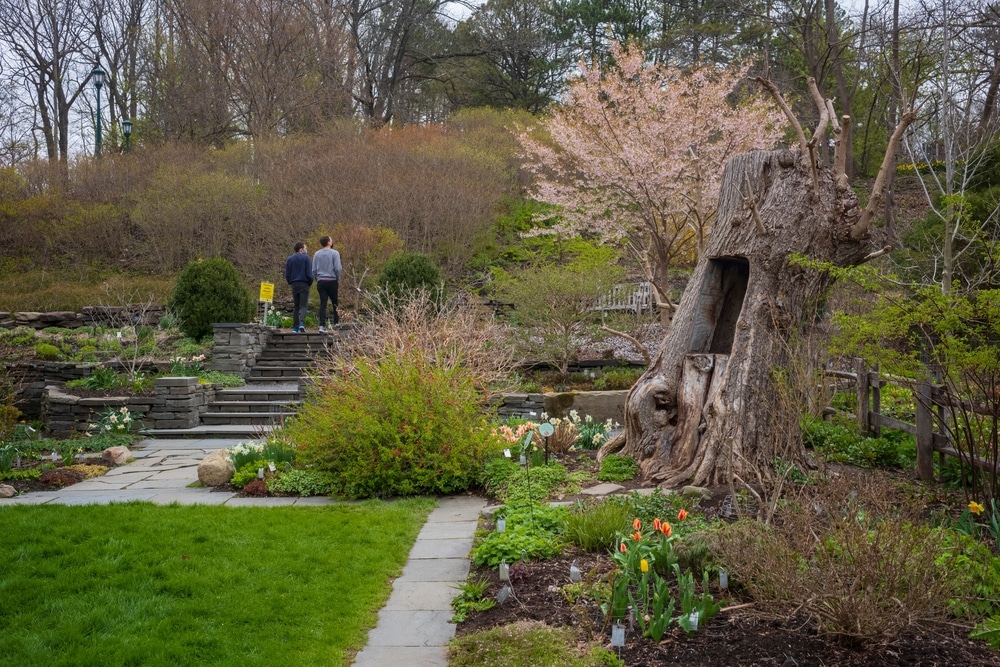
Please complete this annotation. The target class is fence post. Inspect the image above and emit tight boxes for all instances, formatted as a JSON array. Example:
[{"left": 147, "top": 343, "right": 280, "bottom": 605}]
[
  {"left": 854, "top": 358, "right": 869, "bottom": 435},
  {"left": 871, "top": 363, "right": 882, "bottom": 438},
  {"left": 915, "top": 381, "right": 935, "bottom": 481}
]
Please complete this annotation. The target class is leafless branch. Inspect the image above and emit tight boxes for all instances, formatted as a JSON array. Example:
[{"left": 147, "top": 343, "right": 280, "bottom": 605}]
[{"left": 850, "top": 110, "right": 917, "bottom": 240}]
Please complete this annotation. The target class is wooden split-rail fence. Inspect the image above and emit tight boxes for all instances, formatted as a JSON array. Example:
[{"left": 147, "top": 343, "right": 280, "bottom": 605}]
[{"left": 827, "top": 359, "right": 997, "bottom": 481}]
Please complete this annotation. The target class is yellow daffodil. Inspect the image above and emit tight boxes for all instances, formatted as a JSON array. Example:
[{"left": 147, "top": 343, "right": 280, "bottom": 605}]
[{"left": 969, "top": 501, "right": 985, "bottom": 515}]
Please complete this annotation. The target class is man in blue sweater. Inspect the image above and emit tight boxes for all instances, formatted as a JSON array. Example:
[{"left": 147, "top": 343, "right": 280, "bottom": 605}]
[{"left": 284, "top": 242, "right": 312, "bottom": 332}]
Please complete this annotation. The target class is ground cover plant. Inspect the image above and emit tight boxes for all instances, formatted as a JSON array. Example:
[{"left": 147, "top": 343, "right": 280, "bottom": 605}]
[
  {"left": 452, "top": 435, "right": 1000, "bottom": 666},
  {"left": 0, "top": 499, "right": 434, "bottom": 666}
]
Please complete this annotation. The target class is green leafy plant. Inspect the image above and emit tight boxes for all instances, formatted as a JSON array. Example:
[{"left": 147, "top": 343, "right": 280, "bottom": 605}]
[
  {"left": 195, "top": 371, "right": 245, "bottom": 387},
  {"left": 231, "top": 460, "right": 268, "bottom": 489},
  {"left": 450, "top": 577, "right": 496, "bottom": 622},
  {"left": 971, "top": 617, "right": 1000, "bottom": 648},
  {"left": 563, "top": 498, "right": 634, "bottom": 552},
  {"left": 170, "top": 257, "right": 256, "bottom": 339},
  {"left": 471, "top": 502, "right": 567, "bottom": 567},
  {"left": 266, "top": 469, "right": 333, "bottom": 496},
  {"left": 34, "top": 342, "right": 62, "bottom": 360},
  {"left": 598, "top": 454, "right": 638, "bottom": 482},
  {"left": 593, "top": 366, "right": 644, "bottom": 390},
  {"left": 289, "top": 350, "right": 501, "bottom": 499}
]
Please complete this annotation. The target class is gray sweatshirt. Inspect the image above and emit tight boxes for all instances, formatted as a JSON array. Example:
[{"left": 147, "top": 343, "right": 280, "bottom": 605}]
[{"left": 312, "top": 248, "right": 342, "bottom": 281}]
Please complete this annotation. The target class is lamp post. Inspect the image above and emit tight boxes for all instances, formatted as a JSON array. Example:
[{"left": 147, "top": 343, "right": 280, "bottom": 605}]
[
  {"left": 91, "top": 65, "right": 106, "bottom": 158},
  {"left": 122, "top": 118, "right": 132, "bottom": 153}
]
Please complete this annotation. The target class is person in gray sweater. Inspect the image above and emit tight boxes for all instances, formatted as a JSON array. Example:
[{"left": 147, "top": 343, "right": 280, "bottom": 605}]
[{"left": 312, "top": 235, "right": 342, "bottom": 332}]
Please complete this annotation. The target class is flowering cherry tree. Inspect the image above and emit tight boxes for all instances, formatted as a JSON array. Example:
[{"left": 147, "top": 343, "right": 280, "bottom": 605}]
[{"left": 520, "top": 42, "right": 786, "bottom": 317}]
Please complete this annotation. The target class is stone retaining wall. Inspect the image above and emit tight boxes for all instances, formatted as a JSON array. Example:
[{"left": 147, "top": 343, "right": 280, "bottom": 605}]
[
  {"left": 0, "top": 305, "right": 167, "bottom": 330},
  {"left": 41, "top": 377, "right": 216, "bottom": 438},
  {"left": 494, "top": 390, "right": 628, "bottom": 424},
  {"left": 210, "top": 323, "right": 270, "bottom": 375}
]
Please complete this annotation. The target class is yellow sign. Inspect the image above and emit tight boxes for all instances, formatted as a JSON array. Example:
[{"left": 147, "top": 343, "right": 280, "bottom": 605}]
[{"left": 259, "top": 282, "right": 274, "bottom": 303}]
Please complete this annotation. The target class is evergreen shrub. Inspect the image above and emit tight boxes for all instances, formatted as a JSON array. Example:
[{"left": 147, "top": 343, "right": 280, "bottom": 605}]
[
  {"left": 170, "top": 258, "right": 255, "bottom": 339},
  {"left": 375, "top": 252, "right": 443, "bottom": 301},
  {"left": 287, "top": 350, "right": 501, "bottom": 499}
]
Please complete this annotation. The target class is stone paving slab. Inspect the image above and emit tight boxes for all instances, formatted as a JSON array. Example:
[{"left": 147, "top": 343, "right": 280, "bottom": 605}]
[
  {"left": 407, "top": 538, "right": 474, "bottom": 560},
  {"left": 352, "top": 646, "right": 448, "bottom": 667},
  {"left": 148, "top": 492, "right": 232, "bottom": 505},
  {"left": 399, "top": 558, "right": 471, "bottom": 582},
  {"left": 429, "top": 497, "right": 486, "bottom": 522},
  {"left": 417, "top": 519, "right": 479, "bottom": 540},
  {"left": 364, "top": 610, "right": 456, "bottom": 647},
  {"left": 291, "top": 496, "right": 336, "bottom": 506},
  {"left": 383, "top": 581, "right": 459, "bottom": 611}
]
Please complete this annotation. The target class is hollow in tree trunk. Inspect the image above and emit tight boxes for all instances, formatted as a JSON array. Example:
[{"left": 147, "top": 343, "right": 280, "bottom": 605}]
[{"left": 600, "top": 149, "right": 872, "bottom": 487}]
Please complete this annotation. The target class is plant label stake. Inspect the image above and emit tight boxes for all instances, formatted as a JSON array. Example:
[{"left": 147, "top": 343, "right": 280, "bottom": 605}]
[
  {"left": 611, "top": 623, "right": 625, "bottom": 647},
  {"left": 268, "top": 461, "right": 276, "bottom": 473},
  {"left": 719, "top": 569, "right": 729, "bottom": 590},
  {"left": 503, "top": 448, "right": 511, "bottom": 458},
  {"left": 51, "top": 451, "right": 59, "bottom": 463},
  {"left": 257, "top": 467, "right": 264, "bottom": 479},
  {"left": 499, "top": 560, "right": 509, "bottom": 581},
  {"left": 496, "top": 585, "right": 512, "bottom": 605},
  {"left": 538, "top": 422, "right": 554, "bottom": 465},
  {"left": 688, "top": 611, "right": 700, "bottom": 629},
  {"left": 496, "top": 517, "right": 506, "bottom": 533}
]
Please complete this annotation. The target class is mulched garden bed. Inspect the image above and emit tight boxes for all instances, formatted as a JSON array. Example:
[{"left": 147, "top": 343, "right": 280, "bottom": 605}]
[{"left": 456, "top": 551, "right": 999, "bottom": 666}]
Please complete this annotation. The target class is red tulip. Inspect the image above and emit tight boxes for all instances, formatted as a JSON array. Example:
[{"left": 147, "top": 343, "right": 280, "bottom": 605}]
[
  {"left": 678, "top": 509, "right": 688, "bottom": 521},
  {"left": 619, "top": 542, "right": 627, "bottom": 553},
  {"left": 653, "top": 518, "right": 661, "bottom": 531},
  {"left": 633, "top": 518, "right": 642, "bottom": 530}
]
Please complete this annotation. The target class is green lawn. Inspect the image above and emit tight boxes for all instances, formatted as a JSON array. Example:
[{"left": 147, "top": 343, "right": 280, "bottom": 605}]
[{"left": 0, "top": 499, "right": 435, "bottom": 666}]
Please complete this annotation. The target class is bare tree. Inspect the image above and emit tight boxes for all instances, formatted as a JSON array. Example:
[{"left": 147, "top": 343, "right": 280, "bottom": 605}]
[{"left": 0, "top": 0, "right": 90, "bottom": 162}]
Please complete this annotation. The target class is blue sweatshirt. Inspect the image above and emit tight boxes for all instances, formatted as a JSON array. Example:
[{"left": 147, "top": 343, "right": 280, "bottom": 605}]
[{"left": 285, "top": 252, "right": 313, "bottom": 285}]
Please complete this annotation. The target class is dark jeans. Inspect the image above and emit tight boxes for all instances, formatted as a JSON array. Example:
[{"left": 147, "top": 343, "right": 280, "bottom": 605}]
[
  {"left": 291, "top": 281, "right": 310, "bottom": 329},
  {"left": 317, "top": 280, "right": 339, "bottom": 326}
]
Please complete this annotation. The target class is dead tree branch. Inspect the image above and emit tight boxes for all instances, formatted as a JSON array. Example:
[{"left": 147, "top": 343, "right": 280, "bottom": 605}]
[
  {"left": 600, "top": 325, "right": 652, "bottom": 365},
  {"left": 850, "top": 111, "right": 917, "bottom": 240},
  {"left": 755, "top": 77, "right": 808, "bottom": 155}
]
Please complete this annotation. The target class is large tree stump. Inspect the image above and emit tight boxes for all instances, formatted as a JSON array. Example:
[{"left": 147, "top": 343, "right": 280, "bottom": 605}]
[{"left": 600, "top": 149, "right": 871, "bottom": 487}]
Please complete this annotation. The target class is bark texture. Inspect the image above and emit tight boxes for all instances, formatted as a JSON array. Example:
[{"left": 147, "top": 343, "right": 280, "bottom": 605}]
[{"left": 601, "top": 149, "right": 870, "bottom": 487}]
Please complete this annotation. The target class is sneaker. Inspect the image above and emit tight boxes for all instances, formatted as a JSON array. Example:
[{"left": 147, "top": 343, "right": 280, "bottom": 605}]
[
  {"left": 318, "top": 326, "right": 326, "bottom": 333},
  {"left": 298, "top": 326, "right": 306, "bottom": 333}
]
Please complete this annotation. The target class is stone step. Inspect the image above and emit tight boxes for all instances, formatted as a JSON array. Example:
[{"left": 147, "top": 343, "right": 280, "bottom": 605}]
[
  {"left": 248, "top": 366, "right": 311, "bottom": 379},
  {"left": 205, "top": 400, "right": 300, "bottom": 414},
  {"left": 201, "top": 412, "right": 293, "bottom": 426},
  {"left": 253, "top": 357, "right": 313, "bottom": 367},
  {"left": 144, "top": 424, "right": 273, "bottom": 439},
  {"left": 215, "top": 386, "right": 302, "bottom": 402}
]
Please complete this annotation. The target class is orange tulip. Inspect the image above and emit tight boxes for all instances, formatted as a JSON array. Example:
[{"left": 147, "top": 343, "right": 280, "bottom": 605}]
[
  {"left": 661, "top": 522, "right": 672, "bottom": 537},
  {"left": 633, "top": 518, "right": 642, "bottom": 530},
  {"left": 678, "top": 509, "right": 688, "bottom": 521},
  {"left": 653, "top": 518, "right": 661, "bottom": 531},
  {"left": 619, "top": 542, "right": 628, "bottom": 553},
  {"left": 632, "top": 531, "right": 642, "bottom": 541}
]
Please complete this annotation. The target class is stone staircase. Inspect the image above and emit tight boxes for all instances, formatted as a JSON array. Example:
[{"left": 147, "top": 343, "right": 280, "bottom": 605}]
[{"left": 151, "top": 329, "right": 345, "bottom": 438}]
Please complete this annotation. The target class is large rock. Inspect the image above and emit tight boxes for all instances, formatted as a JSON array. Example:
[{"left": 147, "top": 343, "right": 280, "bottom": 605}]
[
  {"left": 0, "top": 484, "right": 15, "bottom": 498},
  {"left": 198, "top": 448, "right": 235, "bottom": 486},
  {"left": 102, "top": 446, "right": 132, "bottom": 466}
]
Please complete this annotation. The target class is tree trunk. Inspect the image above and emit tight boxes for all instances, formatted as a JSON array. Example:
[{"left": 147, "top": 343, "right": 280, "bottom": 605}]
[{"left": 601, "top": 149, "right": 870, "bottom": 487}]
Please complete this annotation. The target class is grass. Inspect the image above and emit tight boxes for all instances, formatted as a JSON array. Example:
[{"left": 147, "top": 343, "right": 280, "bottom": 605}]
[
  {"left": 449, "top": 620, "right": 621, "bottom": 666},
  {"left": 0, "top": 499, "right": 435, "bottom": 666}
]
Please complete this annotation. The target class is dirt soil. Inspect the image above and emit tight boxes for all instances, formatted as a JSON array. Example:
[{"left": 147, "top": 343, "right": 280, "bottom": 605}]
[
  {"left": 455, "top": 551, "right": 997, "bottom": 666},
  {"left": 456, "top": 453, "right": 999, "bottom": 666}
]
